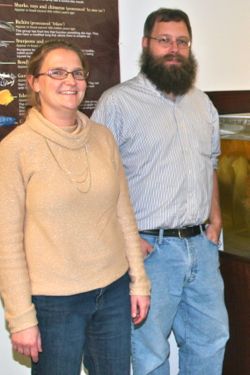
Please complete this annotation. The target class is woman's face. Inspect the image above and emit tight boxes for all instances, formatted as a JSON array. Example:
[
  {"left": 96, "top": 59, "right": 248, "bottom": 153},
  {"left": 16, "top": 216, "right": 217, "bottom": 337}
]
[{"left": 30, "top": 48, "right": 87, "bottom": 123}]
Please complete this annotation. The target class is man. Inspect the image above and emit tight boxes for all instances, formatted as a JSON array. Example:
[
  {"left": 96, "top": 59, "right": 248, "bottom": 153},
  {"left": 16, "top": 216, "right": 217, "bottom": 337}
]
[{"left": 91, "top": 8, "right": 229, "bottom": 375}]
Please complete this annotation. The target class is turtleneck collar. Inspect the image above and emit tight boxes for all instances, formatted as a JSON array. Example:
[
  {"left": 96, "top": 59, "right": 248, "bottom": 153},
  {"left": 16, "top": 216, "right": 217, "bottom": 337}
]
[
  {"left": 26, "top": 107, "right": 91, "bottom": 150},
  {"left": 26, "top": 107, "right": 92, "bottom": 193}
]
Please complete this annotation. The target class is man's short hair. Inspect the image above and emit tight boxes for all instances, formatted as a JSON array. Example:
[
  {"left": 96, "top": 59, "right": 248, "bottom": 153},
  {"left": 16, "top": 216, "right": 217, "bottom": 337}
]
[{"left": 143, "top": 8, "right": 192, "bottom": 40}]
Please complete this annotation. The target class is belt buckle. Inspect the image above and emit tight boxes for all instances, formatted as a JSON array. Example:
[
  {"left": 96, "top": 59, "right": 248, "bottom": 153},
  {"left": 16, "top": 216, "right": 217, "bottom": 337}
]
[{"left": 178, "top": 229, "right": 183, "bottom": 239}]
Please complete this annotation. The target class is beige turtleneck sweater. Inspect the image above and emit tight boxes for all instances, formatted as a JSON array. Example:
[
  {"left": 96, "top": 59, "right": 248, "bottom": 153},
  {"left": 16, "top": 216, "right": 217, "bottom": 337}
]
[{"left": 0, "top": 108, "right": 150, "bottom": 333}]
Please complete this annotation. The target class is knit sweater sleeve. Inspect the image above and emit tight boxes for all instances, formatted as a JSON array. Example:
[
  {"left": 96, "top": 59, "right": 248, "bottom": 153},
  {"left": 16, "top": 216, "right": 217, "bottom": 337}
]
[
  {"left": 112, "top": 137, "right": 151, "bottom": 296},
  {"left": 0, "top": 135, "right": 38, "bottom": 333}
]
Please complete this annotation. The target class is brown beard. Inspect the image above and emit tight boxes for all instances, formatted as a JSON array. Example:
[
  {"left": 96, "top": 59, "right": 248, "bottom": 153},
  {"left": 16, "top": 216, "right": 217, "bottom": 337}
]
[{"left": 140, "top": 48, "right": 198, "bottom": 96}]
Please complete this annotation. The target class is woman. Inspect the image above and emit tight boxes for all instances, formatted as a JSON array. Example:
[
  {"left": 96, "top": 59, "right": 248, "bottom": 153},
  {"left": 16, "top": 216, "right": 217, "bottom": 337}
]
[{"left": 0, "top": 40, "right": 150, "bottom": 375}]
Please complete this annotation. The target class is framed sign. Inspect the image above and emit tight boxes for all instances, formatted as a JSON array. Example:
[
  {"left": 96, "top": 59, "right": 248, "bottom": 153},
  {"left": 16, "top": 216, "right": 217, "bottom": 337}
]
[{"left": 0, "top": 0, "right": 120, "bottom": 139}]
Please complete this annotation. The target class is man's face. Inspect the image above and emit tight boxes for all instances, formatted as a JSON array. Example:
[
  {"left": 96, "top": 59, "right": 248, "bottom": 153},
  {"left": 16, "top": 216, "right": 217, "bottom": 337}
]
[
  {"left": 141, "top": 20, "right": 197, "bottom": 96},
  {"left": 143, "top": 20, "right": 191, "bottom": 63}
]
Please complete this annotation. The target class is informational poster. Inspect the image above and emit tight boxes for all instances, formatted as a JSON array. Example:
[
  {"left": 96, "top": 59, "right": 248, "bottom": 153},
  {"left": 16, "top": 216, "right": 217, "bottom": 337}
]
[{"left": 0, "top": 0, "right": 119, "bottom": 140}]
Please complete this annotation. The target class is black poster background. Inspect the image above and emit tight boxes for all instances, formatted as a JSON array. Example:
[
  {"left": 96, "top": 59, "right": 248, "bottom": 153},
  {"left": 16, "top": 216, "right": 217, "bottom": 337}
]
[{"left": 0, "top": 0, "right": 119, "bottom": 140}]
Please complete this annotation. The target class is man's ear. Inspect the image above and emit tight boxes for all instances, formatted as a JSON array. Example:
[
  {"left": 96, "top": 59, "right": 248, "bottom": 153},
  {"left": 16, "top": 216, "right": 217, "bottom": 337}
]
[
  {"left": 27, "top": 75, "right": 39, "bottom": 93},
  {"left": 142, "top": 36, "right": 149, "bottom": 49}
]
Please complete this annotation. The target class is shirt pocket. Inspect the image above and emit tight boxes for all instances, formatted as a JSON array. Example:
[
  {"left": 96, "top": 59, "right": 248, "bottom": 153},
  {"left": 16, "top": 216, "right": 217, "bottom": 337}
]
[{"left": 192, "top": 120, "right": 213, "bottom": 159}]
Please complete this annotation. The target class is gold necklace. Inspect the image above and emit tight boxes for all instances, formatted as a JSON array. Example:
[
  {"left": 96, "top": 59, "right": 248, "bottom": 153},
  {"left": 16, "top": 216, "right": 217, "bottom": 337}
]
[{"left": 46, "top": 139, "right": 91, "bottom": 193}]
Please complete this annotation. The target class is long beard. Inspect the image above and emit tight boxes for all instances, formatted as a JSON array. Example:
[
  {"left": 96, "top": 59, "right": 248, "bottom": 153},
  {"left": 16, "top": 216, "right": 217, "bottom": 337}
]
[{"left": 140, "top": 49, "right": 198, "bottom": 96}]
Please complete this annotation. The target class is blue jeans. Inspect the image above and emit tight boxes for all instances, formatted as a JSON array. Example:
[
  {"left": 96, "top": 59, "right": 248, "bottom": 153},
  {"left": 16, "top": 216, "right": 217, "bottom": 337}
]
[
  {"left": 32, "top": 272, "right": 131, "bottom": 375},
  {"left": 132, "top": 232, "right": 229, "bottom": 375}
]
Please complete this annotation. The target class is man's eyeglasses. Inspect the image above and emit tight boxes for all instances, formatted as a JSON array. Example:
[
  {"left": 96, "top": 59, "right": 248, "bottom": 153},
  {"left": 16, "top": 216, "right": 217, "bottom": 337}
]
[
  {"left": 35, "top": 68, "right": 89, "bottom": 81},
  {"left": 147, "top": 36, "right": 191, "bottom": 50}
]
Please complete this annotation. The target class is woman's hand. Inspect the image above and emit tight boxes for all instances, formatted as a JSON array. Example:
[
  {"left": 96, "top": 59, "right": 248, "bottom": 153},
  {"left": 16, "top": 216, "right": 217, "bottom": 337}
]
[
  {"left": 131, "top": 295, "right": 150, "bottom": 325},
  {"left": 11, "top": 325, "right": 42, "bottom": 363}
]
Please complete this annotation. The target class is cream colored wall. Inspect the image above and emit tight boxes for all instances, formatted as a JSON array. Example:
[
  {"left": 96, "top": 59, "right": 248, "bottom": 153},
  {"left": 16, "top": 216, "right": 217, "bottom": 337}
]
[{"left": 1, "top": 1, "right": 249, "bottom": 374}]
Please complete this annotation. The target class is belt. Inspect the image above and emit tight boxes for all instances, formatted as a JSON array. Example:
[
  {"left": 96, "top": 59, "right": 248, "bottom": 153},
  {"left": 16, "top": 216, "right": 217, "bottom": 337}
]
[{"left": 139, "top": 224, "right": 206, "bottom": 239}]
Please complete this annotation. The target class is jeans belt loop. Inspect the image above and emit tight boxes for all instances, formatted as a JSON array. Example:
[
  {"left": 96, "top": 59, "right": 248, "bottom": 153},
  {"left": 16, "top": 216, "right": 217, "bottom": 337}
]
[
  {"left": 178, "top": 229, "right": 183, "bottom": 239},
  {"left": 159, "top": 228, "right": 164, "bottom": 244}
]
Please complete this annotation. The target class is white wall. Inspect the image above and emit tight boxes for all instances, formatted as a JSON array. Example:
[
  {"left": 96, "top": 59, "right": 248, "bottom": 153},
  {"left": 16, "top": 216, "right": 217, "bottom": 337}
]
[
  {"left": 119, "top": 0, "right": 250, "bottom": 90},
  {"left": 1, "top": 1, "right": 249, "bottom": 374}
]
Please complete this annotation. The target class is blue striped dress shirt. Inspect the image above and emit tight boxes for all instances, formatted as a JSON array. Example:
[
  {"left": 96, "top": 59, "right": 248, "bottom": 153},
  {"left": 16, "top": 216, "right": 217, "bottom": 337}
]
[{"left": 91, "top": 73, "right": 220, "bottom": 230}]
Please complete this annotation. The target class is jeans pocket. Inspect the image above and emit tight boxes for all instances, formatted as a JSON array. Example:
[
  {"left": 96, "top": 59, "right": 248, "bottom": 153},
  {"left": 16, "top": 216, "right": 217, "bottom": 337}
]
[
  {"left": 207, "top": 237, "right": 219, "bottom": 247},
  {"left": 202, "top": 231, "right": 219, "bottom": 248},
  {"left": 144, "top": 246, "right": 156, "bottom": 260},
  {"left": 140, "top": 234, "right": 157, "bottom": 261}
]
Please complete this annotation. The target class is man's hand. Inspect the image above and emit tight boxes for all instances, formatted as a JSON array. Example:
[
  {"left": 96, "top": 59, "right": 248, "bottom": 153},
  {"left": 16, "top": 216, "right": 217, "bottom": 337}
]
[
  {"left": 205, "top": 223, "right": 221, "bottom": 245},
  {"left": 140, "top": 238, "right": 153, "bottom": 257}
]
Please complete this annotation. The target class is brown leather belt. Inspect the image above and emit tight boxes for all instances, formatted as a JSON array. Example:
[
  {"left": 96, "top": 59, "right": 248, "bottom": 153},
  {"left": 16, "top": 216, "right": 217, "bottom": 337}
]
[{"left": 139, "top": 224, "right": 206, "bottom": 239}]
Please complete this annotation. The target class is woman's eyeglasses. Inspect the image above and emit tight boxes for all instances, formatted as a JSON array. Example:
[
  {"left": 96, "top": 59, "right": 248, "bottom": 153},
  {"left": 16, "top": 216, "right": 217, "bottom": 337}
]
[{"left": 35, "top": 68, "right": 89, "bottom": 81}]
